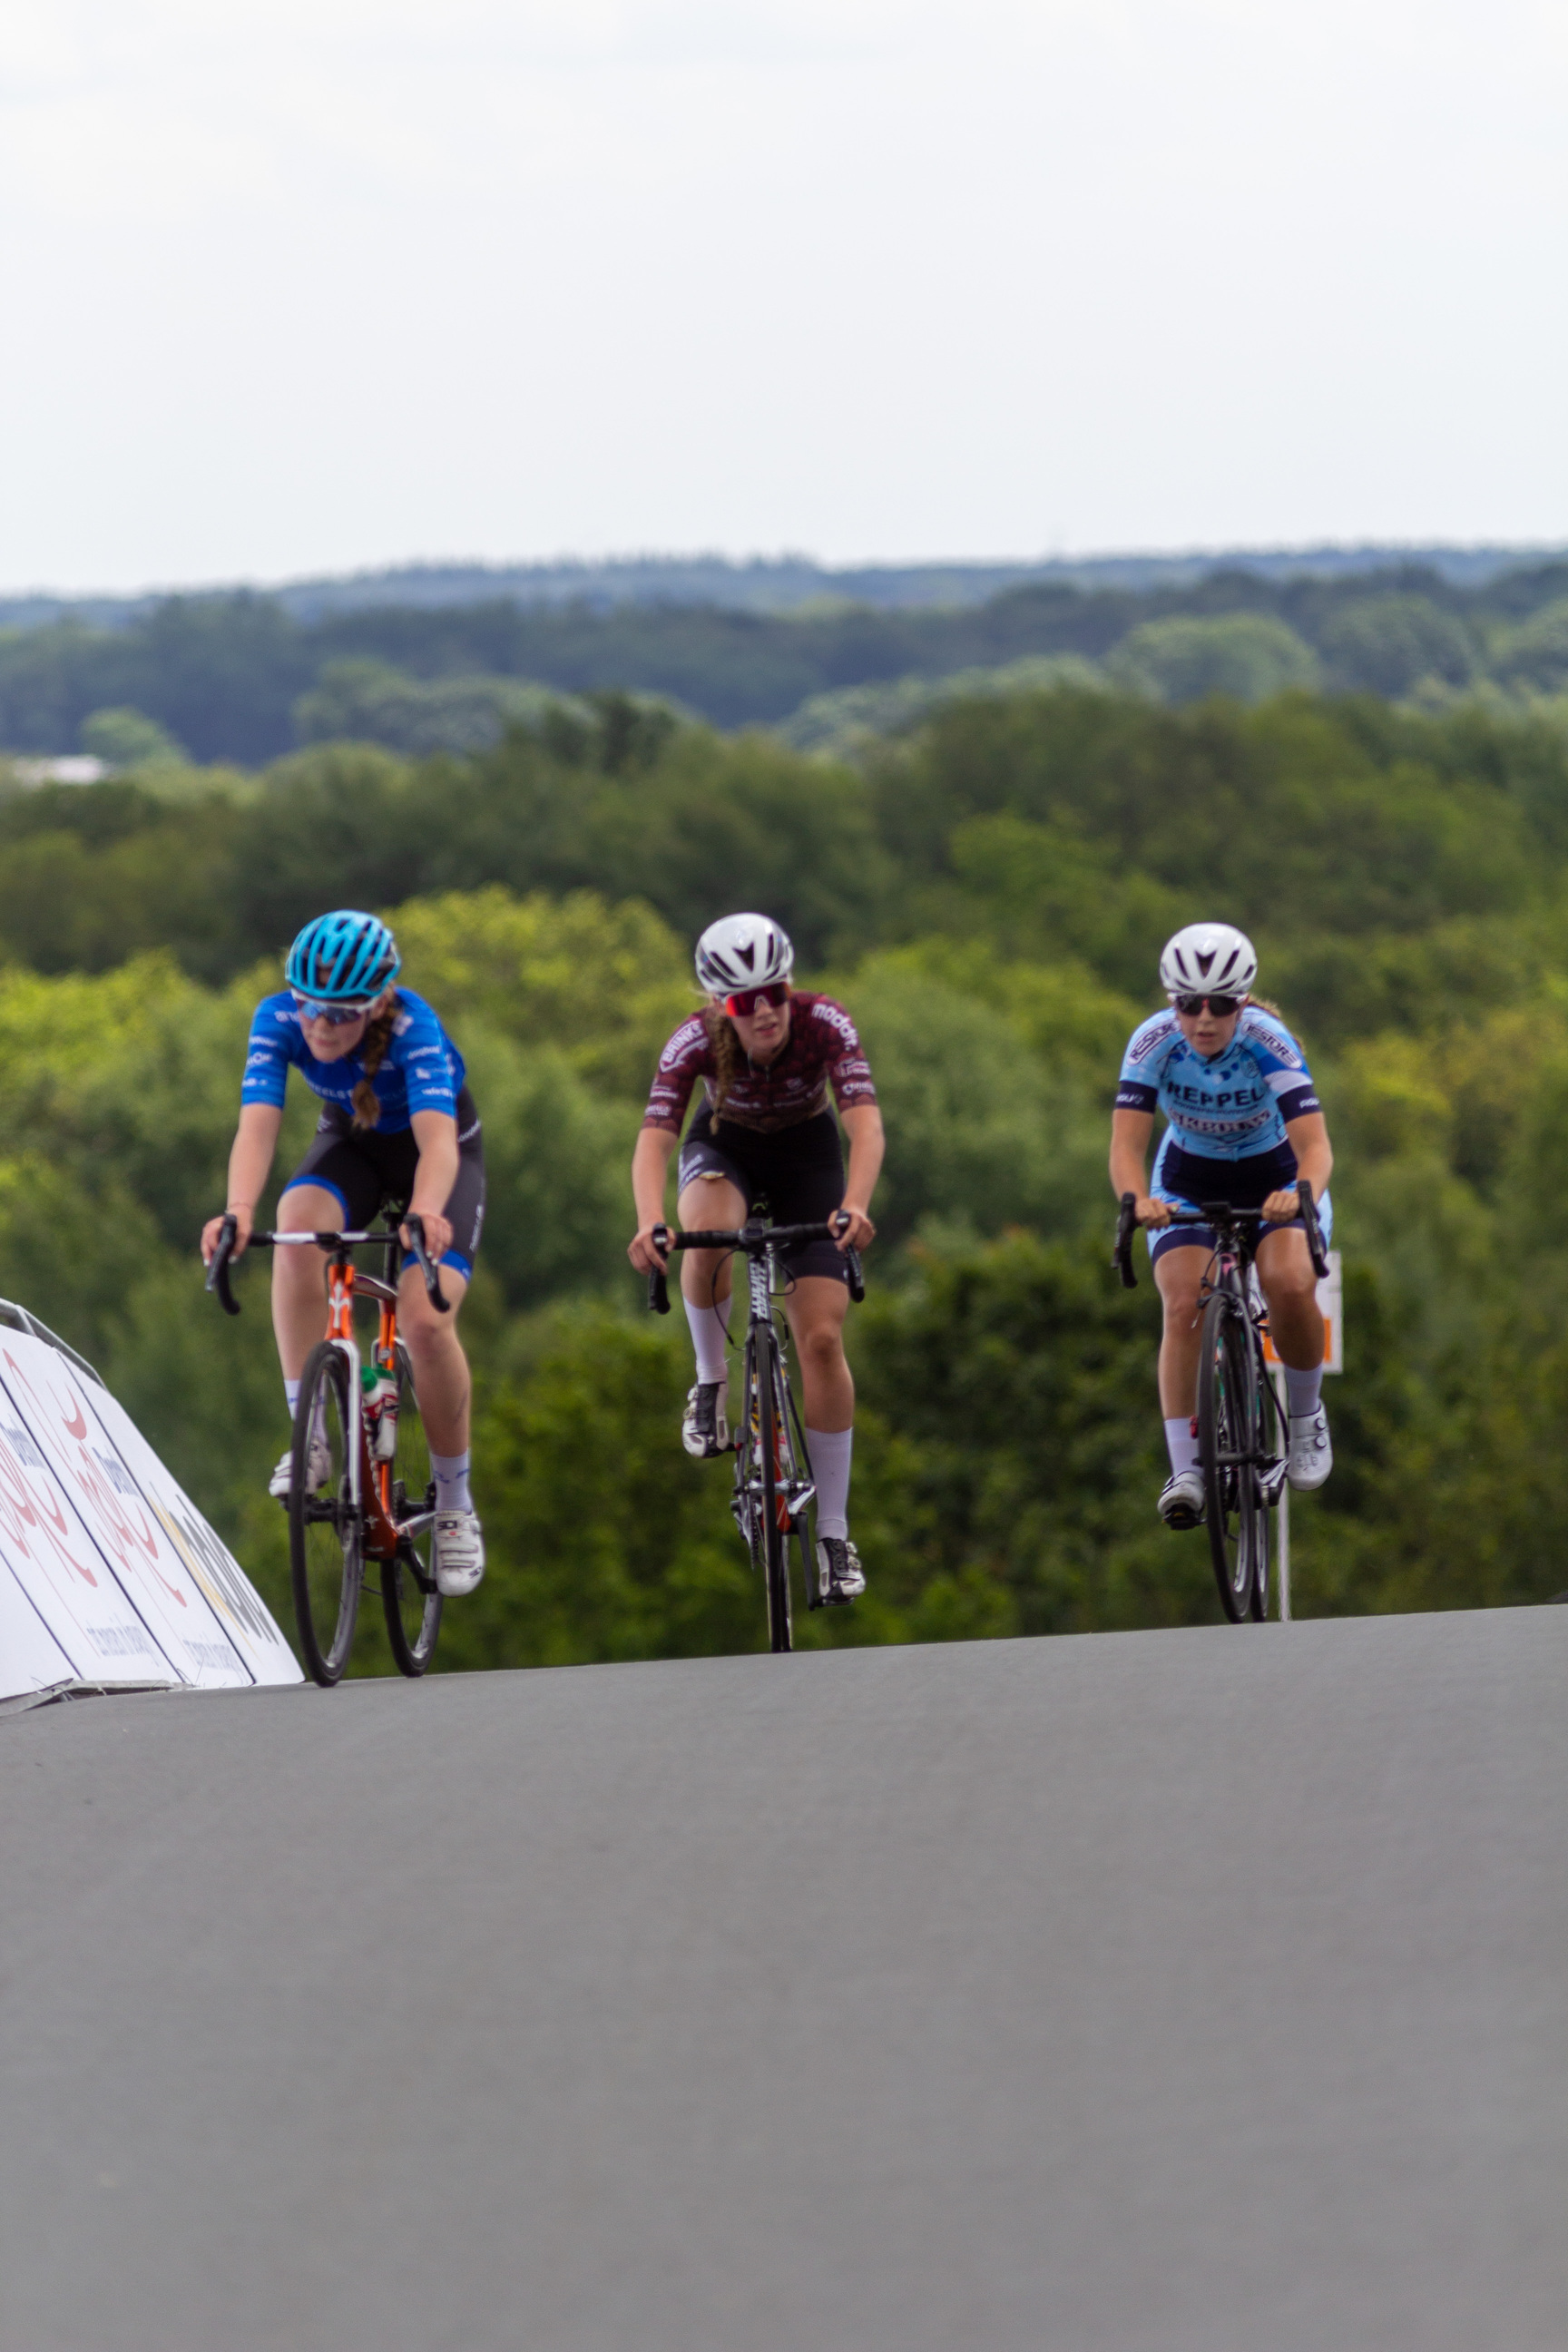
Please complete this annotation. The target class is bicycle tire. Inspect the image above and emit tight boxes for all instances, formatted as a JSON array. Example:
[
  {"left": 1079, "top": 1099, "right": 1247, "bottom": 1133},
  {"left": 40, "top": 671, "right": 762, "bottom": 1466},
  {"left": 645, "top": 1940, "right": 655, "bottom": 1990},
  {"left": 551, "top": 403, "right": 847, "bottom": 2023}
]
[
  {"left": 783, "top": 1374, "right": 819, "bottom": 1612},
  {"left": 1249, "top": 1344, "right": 1277, "bottom": 1623},
  {"left": 289, "top": 1340, "right": 364, "bottom": 1685},
  {"left": 381, "top": 1340, "right": 443, "bottom": 1677},
  {"left": 757, "top": 1335, "right": 793, "bottom": 1653},
  {"left": 1198, "top": 1293, "right": 1268, "bottom": 1623}
]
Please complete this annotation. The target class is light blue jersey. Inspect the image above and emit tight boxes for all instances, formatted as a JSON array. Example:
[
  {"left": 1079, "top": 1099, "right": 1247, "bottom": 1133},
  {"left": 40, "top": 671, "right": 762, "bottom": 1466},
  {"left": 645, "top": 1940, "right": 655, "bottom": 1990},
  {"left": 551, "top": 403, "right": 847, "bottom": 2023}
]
[
  {"left": 241, "top": 988, "right": 465, "bottom": 1132},
  {"left": 1115, "top": 1005, "right": 1319, "bottom": 1162}
]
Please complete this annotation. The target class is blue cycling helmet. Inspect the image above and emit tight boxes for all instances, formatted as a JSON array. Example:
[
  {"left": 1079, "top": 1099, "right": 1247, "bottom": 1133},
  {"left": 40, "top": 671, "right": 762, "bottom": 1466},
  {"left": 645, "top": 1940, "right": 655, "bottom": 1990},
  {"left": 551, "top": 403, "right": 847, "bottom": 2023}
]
[{"left": 285, "top": 910, "right": 400, "bottom": 1004}]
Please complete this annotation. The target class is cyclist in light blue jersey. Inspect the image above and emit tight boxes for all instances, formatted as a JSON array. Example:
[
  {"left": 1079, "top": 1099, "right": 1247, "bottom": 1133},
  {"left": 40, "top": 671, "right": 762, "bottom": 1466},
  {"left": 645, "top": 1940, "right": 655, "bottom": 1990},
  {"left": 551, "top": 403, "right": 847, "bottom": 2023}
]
[
  {"left": 201, "top": 910, "right": 485, "bottom": 1596},
  {"left": 1109, "top": 922, "right": 1335, "bottom": 1530}
]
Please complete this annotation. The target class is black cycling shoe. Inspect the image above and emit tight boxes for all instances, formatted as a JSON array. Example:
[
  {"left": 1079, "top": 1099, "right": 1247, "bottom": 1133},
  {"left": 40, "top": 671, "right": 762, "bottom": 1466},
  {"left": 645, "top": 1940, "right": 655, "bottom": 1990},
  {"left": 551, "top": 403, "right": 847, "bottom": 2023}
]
[
  {"left": 681, "top": 1380, "right": 730, "bottom": 1459},
  {"left": 817, "top": 1535, "right": 866, "bottom": 1604}
]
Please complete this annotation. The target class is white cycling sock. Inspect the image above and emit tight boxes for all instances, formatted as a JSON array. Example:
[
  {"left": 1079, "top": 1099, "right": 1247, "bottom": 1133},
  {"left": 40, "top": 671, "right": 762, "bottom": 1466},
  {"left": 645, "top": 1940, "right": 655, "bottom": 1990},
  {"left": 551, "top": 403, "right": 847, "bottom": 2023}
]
[
  {"left": 1164, "top": 1416, "right": 1200, "bottom": 1476},
  {"left": 683, "top": 1294, "right": 731, "bottom": 1385},
  {"left": 808, "top": 1426, "right": 853, "bottom": 1540},
  {"left": 1285, "top": 1365, "right": 1324, "bottom": 1419},
  {"left": 284, "top": 1377, "right": 300, "bottom": 1416},
  {"left": 432, "top": 1450, "right": 472, "bottom": 1514}
]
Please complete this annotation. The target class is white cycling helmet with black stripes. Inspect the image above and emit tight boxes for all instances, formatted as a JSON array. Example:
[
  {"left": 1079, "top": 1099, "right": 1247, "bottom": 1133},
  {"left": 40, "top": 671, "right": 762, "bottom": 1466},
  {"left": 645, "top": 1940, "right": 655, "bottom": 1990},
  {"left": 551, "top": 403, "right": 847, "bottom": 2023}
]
[
  {"left": 1159, "top": 922, "right": 1258, "bottom": 1001},
  {"left": 694, "top": 912, "right": 795, "bottom": 996}
]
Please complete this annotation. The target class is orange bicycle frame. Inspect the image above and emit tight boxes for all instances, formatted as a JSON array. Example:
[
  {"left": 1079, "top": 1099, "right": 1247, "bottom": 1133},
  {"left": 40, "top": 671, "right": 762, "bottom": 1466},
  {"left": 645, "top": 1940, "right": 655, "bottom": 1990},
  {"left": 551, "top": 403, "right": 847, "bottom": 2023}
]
[{"left": 325, "top": 1253, "right": 403, "bottom": 1562}]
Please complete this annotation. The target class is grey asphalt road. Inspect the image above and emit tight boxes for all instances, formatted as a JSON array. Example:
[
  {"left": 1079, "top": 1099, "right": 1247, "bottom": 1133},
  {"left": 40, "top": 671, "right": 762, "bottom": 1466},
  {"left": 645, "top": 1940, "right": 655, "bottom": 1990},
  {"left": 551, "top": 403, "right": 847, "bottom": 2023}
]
[{"left": 1, "top": 1607, "right": 1563, "bottom": 2352}]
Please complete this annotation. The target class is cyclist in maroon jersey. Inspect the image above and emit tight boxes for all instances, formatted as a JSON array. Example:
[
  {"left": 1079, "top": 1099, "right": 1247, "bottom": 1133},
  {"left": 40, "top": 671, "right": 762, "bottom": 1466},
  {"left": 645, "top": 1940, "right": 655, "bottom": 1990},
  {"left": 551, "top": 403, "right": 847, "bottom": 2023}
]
[{"left": 629, "top": 913, "right": 884, "bottom": 1604}]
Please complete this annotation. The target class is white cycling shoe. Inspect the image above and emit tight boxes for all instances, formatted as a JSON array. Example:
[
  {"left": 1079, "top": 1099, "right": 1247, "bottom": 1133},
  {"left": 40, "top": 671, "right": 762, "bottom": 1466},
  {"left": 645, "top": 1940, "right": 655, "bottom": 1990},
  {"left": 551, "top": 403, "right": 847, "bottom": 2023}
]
[
  {"left": 269, "top": 1438, "right": 332, "bottom": 1500},
  {"left": 434, "top": 1510, "right": 486, "bottom": 1596},
  {"left": 681, "top": 1380, "right": 730, "bottom": 1459},
  {"left": 1158, "top": 1468, "right": 1206, "bottom": 1528},
  {"left": 1288, "top": 1407, "right": 1333, "bottom": 1491},
  {"left": 817, "top": 1535, "right": 866, "bottom": 1604}
]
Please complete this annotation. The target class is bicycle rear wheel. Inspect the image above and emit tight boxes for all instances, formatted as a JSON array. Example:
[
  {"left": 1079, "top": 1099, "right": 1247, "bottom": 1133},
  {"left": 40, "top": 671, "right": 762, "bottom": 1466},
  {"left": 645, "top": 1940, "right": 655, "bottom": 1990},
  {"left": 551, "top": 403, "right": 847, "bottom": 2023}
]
[
  {"left": 1198, "top": 1293, "right": 1268, "bottom": 1623},
  {"left": 755, "top": 1336, "right": 793, "bottom": 1654},
  {"left": 381, "top": 1341, "right": 443, "bottom": 1677},
  {"left": 289, "top": 1340, "right": 364, "bottom": 1685}
]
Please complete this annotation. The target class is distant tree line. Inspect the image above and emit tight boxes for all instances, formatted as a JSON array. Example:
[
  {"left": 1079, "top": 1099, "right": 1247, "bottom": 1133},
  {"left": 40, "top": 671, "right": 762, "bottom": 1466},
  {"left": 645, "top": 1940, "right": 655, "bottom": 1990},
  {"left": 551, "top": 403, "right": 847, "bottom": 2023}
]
[{"left": 6, "top": 561, "right": 1568, "bottom": 762}]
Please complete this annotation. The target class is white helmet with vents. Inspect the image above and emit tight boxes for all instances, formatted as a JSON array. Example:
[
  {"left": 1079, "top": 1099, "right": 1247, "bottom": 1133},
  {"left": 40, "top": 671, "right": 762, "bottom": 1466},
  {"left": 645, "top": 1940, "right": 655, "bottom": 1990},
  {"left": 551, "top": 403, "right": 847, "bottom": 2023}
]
[
  {"left": 1159, "top": 922, "right": 1258, "bottom": 1000},
  {"left": 694, "top": 912, "right": 795, "bottom": 996}
]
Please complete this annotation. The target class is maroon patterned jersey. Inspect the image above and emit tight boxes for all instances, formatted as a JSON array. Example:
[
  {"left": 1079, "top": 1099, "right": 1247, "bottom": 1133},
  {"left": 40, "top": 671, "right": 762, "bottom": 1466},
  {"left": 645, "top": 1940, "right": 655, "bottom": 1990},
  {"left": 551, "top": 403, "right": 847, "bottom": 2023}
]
[{"left": 642, "top": 994, "right": 877, "bottom": 1135}]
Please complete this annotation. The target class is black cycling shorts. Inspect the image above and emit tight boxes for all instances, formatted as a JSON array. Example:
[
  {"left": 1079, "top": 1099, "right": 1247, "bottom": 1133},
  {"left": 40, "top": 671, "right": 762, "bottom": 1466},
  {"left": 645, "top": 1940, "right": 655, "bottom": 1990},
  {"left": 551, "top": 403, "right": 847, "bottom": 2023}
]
[
  {"left": 1148, "top": 1139, "right": 1334, "bottom": 1264},
  {"left": 279, "top": 1088, "right": 486, "bottom": 1279},
  {"left": 677, "top": 1106, "right": 849, "bottom": 1285}
]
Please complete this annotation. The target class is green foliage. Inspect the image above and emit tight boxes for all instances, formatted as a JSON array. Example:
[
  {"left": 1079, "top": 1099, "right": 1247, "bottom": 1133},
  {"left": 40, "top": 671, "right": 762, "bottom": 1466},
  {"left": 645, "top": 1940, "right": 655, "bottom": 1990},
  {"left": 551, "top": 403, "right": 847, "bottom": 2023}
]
[
  {"left": 80, "top": 705, "right": 188, "bottom": 768},
  {"left": 1108, "top": 614, "right": 1318, "bottom": 704},
  {"left": 5, "top": 676, "right": 1568, "bottom": 1673},
  {"left": 294, "top": 659, "right": 570, "bottom": 755},
  {"left": 1318, "top": 596, "right": 1478, "bottom": 697},
  {"left": 11, "top": 559, "right": 1568, "bottom": 761},
  {"left": 1490, "top": 597, "right": 1568, "bottom": 694}
]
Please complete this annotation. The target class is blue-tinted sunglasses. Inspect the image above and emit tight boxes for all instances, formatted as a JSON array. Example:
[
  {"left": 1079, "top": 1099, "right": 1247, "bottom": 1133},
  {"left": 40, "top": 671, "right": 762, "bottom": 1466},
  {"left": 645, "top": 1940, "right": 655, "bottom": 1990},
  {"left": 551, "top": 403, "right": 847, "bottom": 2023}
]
[{"left": 292, "top": 991, "right": 373, "bottom": 1026}]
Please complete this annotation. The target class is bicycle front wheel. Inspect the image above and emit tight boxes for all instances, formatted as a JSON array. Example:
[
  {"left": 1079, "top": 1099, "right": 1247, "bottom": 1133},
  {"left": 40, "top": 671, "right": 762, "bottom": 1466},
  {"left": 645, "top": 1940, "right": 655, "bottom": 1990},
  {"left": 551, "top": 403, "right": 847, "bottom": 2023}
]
[
  {"left": 289, "top": 1340, "right": 364, "bottom": 1685},
  {"left": 755, "top": 1337, "right": 793, "bottom": 1654},
  {"left": 1197, "top": 1293, "right": 1268, "bottom": 1624},
  {"left": 381, "top": 1341, "right": 443, "bottom": 1677}
]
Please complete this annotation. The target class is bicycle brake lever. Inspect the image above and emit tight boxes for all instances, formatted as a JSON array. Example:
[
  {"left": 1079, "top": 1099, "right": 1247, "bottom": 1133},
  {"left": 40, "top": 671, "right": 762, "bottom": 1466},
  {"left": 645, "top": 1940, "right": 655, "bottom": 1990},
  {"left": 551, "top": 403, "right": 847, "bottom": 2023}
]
[
  {"left": 1114, "top": 1192, "right": 1138, "bottom": 1289},
  {"left": 648, "top": 1223, "right": 671, "bottom": 1314},
  {"left": 1297, "top": 1181, "right": 1329, "bottom": 1281},
  {"left": 205, "top": 1213, "right": 241, "bottom": 1316},
  {"left": 400, "top": 1214, "right": 451, "bottom": 1313}
]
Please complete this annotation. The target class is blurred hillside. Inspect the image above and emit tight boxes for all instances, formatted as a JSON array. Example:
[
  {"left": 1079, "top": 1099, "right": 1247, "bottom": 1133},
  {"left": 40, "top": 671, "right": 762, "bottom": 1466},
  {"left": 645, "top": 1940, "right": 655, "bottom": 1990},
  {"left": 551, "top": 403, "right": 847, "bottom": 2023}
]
[
  {"left": 8, "top": 553, "right": 1568, "bottom": 762},
  {"left": 1, "top": 681, "right": 1566, "bottom": 1669}
]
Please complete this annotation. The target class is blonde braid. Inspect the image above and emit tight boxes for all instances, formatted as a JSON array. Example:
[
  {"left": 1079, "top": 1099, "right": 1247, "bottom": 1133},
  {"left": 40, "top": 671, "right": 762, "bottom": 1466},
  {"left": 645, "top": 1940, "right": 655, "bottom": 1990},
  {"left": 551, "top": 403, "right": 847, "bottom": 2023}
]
[
  {"left": 350, "top": 1001, "right": 398, "bottom": 1131},
  {"left": 703, "top": 1003, "right": 741, "bottom": 1129}
]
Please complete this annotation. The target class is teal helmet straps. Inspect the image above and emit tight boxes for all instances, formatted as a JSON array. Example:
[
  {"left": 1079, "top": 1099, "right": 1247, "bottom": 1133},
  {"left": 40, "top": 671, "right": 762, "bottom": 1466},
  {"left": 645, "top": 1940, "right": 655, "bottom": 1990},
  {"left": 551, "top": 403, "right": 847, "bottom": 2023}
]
[{"left": 286, "top": 911, "right": 401, "bottom": 1004}]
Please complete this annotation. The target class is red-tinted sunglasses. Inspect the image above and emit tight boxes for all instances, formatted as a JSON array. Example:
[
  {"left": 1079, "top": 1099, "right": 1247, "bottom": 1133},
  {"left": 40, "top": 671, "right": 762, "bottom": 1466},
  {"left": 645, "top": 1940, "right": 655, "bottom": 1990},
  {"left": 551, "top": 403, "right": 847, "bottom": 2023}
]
[
  {"left": 723, "top": 981, "right": 789, "bottom": 1017},
  {"left": 1174, "top": 992, "right": 1242, "bottom": 1018}
]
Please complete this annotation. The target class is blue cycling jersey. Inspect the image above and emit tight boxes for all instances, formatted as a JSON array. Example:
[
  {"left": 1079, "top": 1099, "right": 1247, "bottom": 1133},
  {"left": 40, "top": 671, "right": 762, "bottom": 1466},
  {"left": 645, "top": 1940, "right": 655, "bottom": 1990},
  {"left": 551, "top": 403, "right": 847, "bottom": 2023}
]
[
  {"left": 1115, "top": 1005, "right": 1319, "bottom": 1163},
  {"left": 241, "top": 989, "right": 466, "bottom": 1132}
]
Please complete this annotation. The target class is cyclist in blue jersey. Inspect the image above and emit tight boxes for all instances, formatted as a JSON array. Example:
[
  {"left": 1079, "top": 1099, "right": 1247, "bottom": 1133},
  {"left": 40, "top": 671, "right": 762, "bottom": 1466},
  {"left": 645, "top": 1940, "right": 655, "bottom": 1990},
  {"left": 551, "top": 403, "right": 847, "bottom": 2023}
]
[
  {"left": 1109, "top": 922, "right": 1336, "bottom": 1529},
  {"left": 200, "top": 910, "right": 486, "bottom": 1595}
]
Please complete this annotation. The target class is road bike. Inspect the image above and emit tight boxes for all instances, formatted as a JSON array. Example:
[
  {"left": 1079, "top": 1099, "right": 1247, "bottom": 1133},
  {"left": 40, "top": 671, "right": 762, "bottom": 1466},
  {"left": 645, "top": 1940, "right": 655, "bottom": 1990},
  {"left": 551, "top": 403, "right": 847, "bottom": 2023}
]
[
  {"left": 1115, "top": 1181, "right": 1328, "bottom": 1622},
  {"left": 647, "top": 1211, "right": 864, "bottom": 1654},
  {"left": 206, "top": 1212, "right": 448, "bottom": 1685}
]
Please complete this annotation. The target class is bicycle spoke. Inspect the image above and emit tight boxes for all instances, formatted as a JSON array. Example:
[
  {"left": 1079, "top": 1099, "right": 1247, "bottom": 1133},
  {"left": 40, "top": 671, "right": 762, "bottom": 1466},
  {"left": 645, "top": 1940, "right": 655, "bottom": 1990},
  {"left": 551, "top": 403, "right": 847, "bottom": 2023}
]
[
  {"left": 289, "top": 1342, "right": 364, "bottom": 1684},
  {"left": 381, "top": 1341, "right": 442, "bottom": 1676}
]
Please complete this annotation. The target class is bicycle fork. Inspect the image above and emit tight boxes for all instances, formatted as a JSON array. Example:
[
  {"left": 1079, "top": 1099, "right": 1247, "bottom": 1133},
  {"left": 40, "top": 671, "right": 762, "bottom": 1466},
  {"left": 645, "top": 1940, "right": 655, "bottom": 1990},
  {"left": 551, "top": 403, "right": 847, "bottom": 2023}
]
[{"left": 730, "top": 1250, "right": 817, "bottom": 1548}]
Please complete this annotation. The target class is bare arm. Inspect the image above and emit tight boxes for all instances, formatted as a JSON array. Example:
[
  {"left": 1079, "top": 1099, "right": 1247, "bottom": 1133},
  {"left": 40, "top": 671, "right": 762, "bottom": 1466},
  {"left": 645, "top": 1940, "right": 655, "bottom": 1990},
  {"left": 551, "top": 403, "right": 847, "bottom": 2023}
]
[
  {"left": 200, "top": 1102, "right": 283, "bottom": 1261},
  {"left": 628, "top": 1125, "right": 679, "bottom": 1272},
  {"left": 1263, "top": 1111, "right": 1334, "bottom": 1220},
  {"left": 1109, "top": 1106, "right": 1171, "bottom": 1227},
  {"left": 836, "top": 1102, "right": 884, "bottom": 1251}
]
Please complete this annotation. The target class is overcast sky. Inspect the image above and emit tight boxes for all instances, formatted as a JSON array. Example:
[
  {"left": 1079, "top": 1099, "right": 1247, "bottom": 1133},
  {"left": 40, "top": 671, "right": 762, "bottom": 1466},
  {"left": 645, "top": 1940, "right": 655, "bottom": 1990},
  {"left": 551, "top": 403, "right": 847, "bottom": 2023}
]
[{"left": 1, "top": 0, "right": 1563, "bottom": 590}]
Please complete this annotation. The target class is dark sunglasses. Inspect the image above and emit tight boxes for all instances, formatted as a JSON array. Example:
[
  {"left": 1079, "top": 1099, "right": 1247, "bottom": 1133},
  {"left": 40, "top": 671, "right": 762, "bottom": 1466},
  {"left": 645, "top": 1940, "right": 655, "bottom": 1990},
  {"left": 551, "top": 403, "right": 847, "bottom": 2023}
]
[
  {"left": 292, "top": 992, "right": 372, "bottom": 1026},
  {"left": 723, "top": 982, "right": 789, "bottom": 1017},
  {"left": 1173, "top": 992, "right": 1243, "bottom": 1018}
]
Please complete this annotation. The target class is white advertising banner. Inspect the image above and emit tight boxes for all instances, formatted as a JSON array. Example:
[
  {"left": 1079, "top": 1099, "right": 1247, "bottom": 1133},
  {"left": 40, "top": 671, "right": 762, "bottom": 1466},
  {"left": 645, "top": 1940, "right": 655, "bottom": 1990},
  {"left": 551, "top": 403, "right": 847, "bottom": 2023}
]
[
  {"left": 82, "top": 1376, "right": 299, "bottom": 1686},
  {"left": 0, "top": 1324, "right": 300, "bottom": 1704},
  {"left": 0, "top": 1547, "right": 78, "bottom": 1702}
]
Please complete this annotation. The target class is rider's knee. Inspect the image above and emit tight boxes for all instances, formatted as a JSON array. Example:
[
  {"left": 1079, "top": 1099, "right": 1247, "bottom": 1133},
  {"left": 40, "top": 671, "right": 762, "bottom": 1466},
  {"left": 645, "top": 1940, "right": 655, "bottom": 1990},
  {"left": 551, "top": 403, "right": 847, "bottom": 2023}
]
[
  {"left": 400, "top": 1286, "right": 466, "bottom": 1351},
  {"left": 1265, "top": 1260, "right": 1318, "bottom": 1307},
  {"left": 1157, "top": 1263, "right": 1203, "bottom": 1321},
  {"left": 799, "top": 1320, "right": 846, "bottom": 1372}
]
